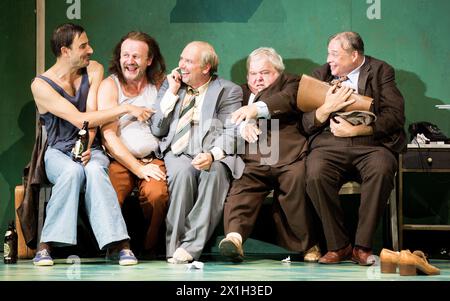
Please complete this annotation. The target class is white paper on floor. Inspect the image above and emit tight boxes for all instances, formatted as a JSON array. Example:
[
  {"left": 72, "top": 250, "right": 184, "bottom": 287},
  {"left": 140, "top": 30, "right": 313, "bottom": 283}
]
[{"left": 186, "top": 261, "right": 204, "bottom": 270}]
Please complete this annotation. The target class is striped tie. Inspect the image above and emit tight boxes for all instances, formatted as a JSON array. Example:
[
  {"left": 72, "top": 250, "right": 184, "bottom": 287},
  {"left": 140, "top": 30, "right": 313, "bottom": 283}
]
[
  {"left": 330, "top": 75, "right": 349, "bottom": 86},
  {"left": 171, "top": 87, "right": 199, "bottom": 155}
]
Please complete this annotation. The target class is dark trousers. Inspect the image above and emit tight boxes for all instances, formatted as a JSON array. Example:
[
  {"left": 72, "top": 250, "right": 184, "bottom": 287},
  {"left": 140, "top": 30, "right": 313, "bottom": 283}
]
[
  {"left": 224, "top": 159, "right": 317, "bottom": 253},
  {"left": 306, "top": 144, "right": 397, "bottom": 251}
]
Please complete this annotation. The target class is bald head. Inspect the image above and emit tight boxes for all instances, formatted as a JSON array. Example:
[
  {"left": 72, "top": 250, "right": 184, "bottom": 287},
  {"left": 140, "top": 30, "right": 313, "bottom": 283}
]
[
  {"left": 185, "top": 41, "right": 219, "bottom": 75},
  {"left": 178, "top": 41, "right": 219, "bottom": 88}
]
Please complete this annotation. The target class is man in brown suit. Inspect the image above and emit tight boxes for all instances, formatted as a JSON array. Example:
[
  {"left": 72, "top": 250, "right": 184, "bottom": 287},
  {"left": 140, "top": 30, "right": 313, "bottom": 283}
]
[
  {"left": 303, "top": 31, "right": 406, "bottom": 265},
  {"left": 219, "top": 47, "right": 320, "bottom": 262}
]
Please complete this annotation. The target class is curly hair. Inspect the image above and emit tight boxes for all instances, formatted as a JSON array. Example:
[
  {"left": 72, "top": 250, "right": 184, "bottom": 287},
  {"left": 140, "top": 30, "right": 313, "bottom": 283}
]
[{"left": 109, "top": 31, "right": 166, "bottom": 85}]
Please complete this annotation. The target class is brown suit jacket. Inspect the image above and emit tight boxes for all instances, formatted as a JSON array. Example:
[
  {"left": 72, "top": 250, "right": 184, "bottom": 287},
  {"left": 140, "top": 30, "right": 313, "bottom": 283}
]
[
  {"left": 303, "top": 55, "right": 406, "bottom": 154},
  {"left": 241, "top": 73, "right": 307, "bottom": 167}
]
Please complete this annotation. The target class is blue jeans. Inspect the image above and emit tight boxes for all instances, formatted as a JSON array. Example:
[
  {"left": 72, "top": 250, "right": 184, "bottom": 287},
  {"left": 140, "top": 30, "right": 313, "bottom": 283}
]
[{"left": 40, "top": 147, "right": 129, "bottom": 250}]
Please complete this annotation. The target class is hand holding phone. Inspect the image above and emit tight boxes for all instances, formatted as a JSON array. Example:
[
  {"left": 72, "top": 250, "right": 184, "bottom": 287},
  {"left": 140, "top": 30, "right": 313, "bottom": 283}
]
[{"left": 168, "top": 67, "right": 182, "bottom": 94}]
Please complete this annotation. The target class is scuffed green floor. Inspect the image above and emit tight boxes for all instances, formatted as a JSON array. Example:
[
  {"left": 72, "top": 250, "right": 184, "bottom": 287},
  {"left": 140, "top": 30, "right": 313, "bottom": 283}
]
[{"left": 1, "top": 257, "right": 449, "bottom": 282}]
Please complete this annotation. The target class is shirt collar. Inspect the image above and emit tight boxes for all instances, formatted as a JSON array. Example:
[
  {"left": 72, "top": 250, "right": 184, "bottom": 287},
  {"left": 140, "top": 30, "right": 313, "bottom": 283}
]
[
  {"left": 346, "top": 56, "right": 366, "bottom": 81},
  {"left": 190, "top": 77, "right": 212, "bottom": 96}
]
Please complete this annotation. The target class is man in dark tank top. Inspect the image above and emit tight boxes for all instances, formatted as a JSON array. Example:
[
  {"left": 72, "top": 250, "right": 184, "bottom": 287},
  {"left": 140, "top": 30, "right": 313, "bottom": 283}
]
[{"left": 29, "top": 23, "right": 153, "bottom": 266}]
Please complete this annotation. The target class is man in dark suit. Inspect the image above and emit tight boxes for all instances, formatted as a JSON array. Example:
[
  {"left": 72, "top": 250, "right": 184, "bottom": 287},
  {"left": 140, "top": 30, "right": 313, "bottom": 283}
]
[
  {"left": 219, "top": 47, "right": 320, "bottom": 262},
  {"left": 303, "top": 31, "right": 406, "bottom": 265},
  {"left": 150, "top": 41, "right": 244, "bottom": 263}
]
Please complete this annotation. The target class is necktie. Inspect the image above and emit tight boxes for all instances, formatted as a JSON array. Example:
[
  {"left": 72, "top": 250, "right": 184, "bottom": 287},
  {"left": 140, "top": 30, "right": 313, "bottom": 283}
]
[
  {"left": 330, "top": 75, "right": 349, "bottom": 86},
  {"left": 171, "top": 87, "right": 199, "bottom": 155}
]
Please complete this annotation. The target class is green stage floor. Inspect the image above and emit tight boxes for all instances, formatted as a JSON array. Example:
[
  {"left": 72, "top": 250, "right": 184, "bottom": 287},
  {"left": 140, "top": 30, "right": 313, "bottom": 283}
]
[{"left": 1, "top": 256, "right": 449, "bottom": 282}]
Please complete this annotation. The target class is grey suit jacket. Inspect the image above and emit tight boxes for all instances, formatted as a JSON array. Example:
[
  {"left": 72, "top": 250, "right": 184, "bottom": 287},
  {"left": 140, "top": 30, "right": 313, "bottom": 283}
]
[{"left": 150, "top": 75, "right": 245, "bottom": 179}]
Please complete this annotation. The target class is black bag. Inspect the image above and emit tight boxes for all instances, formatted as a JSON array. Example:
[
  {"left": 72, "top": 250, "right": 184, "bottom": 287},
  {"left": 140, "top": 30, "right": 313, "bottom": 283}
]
[{"left": 408, "top": 121, "right": 449, "bottom": 142}]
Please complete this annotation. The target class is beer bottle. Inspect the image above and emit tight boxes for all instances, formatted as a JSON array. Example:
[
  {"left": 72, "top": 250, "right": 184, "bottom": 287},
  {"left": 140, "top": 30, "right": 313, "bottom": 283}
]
[
  {"left": 4, "top": 221, "right": 18, "bottom": 264},
  {"left": 71, "top": 121, "right": 89, "bottom": 162}
]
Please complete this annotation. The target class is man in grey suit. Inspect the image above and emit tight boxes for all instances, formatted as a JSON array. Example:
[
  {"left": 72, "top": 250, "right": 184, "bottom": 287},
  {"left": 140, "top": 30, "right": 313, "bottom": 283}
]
[{"left": 150, "top": 41, "right": 244, "bottom": 263}]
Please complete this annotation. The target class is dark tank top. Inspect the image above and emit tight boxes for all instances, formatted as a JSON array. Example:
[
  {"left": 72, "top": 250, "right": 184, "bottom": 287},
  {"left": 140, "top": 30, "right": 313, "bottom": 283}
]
[{"left": 37, "top": 68, "right": 99, "bottom": 153}]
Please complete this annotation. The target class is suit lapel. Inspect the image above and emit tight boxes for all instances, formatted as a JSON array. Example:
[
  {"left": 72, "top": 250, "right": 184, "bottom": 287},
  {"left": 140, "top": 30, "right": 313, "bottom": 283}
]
[
  {"left": 168, "top": 88, "right": 187, "bottom": 142},
  {"left": 358, "top": 56, "right": 371, "bottom": 95},
  {"left": 200, "top": 78, "right": 221, "bottom": 139},
  {"left": 175, "top": 88, "right": 187, "bottom": 117},
  {"left": 242, "top": 84, "right": 252, "bottom": 105}
]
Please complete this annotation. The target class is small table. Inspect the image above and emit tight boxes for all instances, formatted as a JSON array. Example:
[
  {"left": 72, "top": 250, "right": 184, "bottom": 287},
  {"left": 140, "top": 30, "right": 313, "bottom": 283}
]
[{"left": 398, "top": 143, "right": 450, "bottom": 249}]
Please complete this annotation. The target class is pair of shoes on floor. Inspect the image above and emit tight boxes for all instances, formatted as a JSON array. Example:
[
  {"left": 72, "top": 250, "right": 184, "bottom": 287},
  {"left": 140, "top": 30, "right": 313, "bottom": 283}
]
[
  {"left": 118, "top": 249, "right": 138, "bottom": 266},
  {"left": 304, "top": 244, "right": 321, "bottom": 262},
  {"left": 167, "top": 247, "right": 193, "bottom": 264},
  {"left": 33, "top": 248, "right": 54, "bottom": 266},
  {"left": 380, "top": 248, "right": 440, "bottom": 276},
  {"left": 33, "top": 247, "right": 137, "bottom": 266},
  {"left": 319, "top": 244, "right": 375, "bottom": 266},
  {"left": 219, "top": 236, "right": 244, "bottom": 263}
]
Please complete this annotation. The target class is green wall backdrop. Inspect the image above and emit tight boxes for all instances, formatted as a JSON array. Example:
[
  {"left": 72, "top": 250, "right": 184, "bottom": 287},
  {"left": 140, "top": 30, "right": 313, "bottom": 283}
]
[
  {"left": 1, "top": 0, "right": 449, "bottom": 244},
  {"left": 0, "top": 0, "right": 36, "bottom": 241}
]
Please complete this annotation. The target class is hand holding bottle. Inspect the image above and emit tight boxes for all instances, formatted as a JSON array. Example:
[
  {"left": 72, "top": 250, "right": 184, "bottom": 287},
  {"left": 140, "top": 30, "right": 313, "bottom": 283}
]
[
  {"left": 72, "top": 121, "right": 89, "bottom": 162},
  {"left": 80, "top": 148, "right": 91, "bottom": 166}
]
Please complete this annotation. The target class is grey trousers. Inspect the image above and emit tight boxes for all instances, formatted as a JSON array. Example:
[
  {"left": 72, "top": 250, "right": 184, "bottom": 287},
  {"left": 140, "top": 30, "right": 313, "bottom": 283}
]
[{"left": 164, "top": 151, "right": 230, "bottom": 259}]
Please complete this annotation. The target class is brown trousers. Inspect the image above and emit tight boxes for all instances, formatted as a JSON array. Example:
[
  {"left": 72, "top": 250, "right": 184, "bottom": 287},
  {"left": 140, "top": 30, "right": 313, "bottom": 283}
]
[
  {"left": 224, "top": 159, "right": 318, "bottom": 253},
  {"left": 109, "top": 159, "right": 169, "bottom": 251},
  {"left": 306, "top": 144, "right": 397, "bottom": 251}
]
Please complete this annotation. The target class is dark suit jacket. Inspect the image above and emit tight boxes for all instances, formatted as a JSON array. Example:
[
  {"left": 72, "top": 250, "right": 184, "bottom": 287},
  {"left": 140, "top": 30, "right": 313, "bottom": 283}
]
[
  {"left": 242, "top": 73, "right": 307, "bottom": 167},
  {"left": 303, "top": 55, "right": 406, "bottom": 153}
]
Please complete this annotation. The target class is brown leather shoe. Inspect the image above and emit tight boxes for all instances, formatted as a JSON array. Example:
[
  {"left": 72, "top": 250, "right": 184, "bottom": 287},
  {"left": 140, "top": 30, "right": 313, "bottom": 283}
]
[
  {"left": 219, "top": 236, "right": 244, "bottom": 263},
  {"left": 318, "top": 244, "right": 352, "bottom": 264},
  {"left": 380, "top": 248, "right": 400, "bottom": 273},
  {"left": 399, "top": 250, "right": 440, "bottom": 276},
  {"left": 351, "top": 246, "right": 375, "bottom": 266}
]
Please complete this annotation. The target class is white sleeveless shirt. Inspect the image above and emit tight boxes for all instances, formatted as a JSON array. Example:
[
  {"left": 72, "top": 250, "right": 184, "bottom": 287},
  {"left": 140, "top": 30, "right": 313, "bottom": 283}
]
[{"left": 111, "top": 75, "right": 159, "bottom": 158}]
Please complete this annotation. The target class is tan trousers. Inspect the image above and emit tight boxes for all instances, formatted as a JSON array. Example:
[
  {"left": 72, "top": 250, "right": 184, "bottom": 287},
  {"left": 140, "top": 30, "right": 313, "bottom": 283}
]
[{"left": 109, "top": 158, "right": 169, "bottom": 251}]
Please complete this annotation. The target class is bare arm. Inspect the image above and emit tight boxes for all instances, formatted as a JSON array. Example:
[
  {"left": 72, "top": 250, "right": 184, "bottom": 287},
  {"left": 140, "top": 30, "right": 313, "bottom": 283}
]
[
  {"left": 98, "top": 77, "right": 165, "bottom": 181},
  {"left": 98, "top": 77, "right": 143, "bottom": 174},
  {"left": 32, "top": 61, "right": 152, "bottom": 129},
  {"left": 86, "top": 61, "right": 102, "bottom": 147}
]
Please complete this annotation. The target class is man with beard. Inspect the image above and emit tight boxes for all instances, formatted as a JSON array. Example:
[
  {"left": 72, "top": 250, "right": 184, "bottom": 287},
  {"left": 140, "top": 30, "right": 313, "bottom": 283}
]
[
  {"left": 30, "top": 23, "right": 150, "bottom": 266},
  {"left": 98, "top": 32, "right": 169, "bottom": 257}
]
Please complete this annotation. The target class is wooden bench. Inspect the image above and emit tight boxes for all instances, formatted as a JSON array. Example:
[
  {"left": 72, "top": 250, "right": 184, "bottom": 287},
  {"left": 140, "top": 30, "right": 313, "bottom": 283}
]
[{"left": 15, "top": 179, "right": 398, "bottom": 259}]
